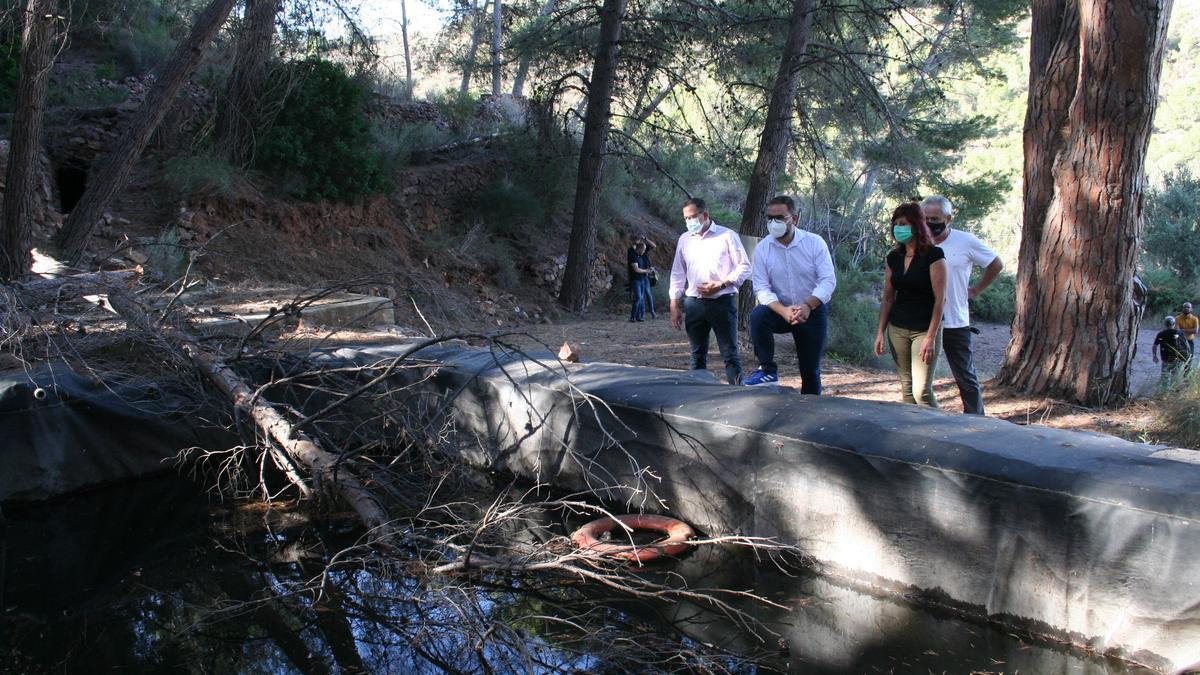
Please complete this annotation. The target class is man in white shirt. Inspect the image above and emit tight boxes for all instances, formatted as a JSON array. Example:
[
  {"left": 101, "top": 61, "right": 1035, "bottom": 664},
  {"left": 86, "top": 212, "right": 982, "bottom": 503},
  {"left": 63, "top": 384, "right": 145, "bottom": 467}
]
[
  {"left": 669, "top": 197, "right": 752, "bottom": 384},
  {"left": 744, "top": 196, "right": 837, "bottom": 393},
  {"left": 921, "top": 195, "right": 1003, "bottom": 415}
]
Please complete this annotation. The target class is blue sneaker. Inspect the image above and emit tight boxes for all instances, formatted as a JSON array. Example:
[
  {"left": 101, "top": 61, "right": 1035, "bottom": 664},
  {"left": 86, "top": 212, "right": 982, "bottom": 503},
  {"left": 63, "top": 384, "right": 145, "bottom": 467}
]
[{"left": 744, "top": 370, "right": 779, "bottom": 386}]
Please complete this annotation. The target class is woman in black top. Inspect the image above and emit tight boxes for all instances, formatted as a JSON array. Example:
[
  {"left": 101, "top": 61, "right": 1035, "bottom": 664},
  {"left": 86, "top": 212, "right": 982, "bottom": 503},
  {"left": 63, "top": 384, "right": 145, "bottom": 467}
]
[{"left": 873, "top": 203, "right": 947, "bottom": 407}]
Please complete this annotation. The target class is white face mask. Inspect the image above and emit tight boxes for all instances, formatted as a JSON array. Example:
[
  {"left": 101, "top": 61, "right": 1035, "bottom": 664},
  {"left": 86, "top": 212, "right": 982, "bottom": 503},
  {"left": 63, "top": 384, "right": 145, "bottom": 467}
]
[
  {"left": 766, "top": 218, "right": 789, "bottom": 239},
  {"left": 685, "top": 217, "right": 704, "bottom": 234}
]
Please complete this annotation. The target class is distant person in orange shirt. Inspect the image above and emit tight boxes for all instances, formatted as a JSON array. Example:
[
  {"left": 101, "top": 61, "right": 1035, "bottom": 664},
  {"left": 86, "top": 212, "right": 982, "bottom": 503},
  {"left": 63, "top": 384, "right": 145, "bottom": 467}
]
[{"left": 1176, "top": 302, "right": 1198, "bottom": 369}]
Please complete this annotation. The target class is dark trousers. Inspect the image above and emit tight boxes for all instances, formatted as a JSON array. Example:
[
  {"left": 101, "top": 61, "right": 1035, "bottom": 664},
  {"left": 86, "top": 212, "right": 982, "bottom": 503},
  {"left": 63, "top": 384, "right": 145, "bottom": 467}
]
[
  {"left": 629, "top": 277, "right": 650, "bottom": 321},
  {"left": 684, "top": 295, "right": 741, "bottom": 384},
  {"left": 1162, "top": 359, "right": 1186, "bottom": 388},
  {"left": 749, "top": 304, "right": 827, "bottom": 395},
  {"left": 943, "top": 326, "right": 984, "bottom": 415}
]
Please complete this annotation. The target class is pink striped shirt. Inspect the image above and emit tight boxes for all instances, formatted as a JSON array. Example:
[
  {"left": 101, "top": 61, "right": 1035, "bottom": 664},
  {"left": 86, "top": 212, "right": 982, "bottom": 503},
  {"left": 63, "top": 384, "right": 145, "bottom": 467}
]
[{"left": 668, "top": 222, "right": 752, "bottom": 300}]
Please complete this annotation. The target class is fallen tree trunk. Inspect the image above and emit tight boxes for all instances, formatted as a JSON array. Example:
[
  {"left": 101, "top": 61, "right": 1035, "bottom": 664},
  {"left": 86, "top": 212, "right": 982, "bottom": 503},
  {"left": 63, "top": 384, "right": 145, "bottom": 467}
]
[
  {"left": 105, "top": 289, "right": 395, "bottom": 540},
  {"left": 8, "top": 268, "right": 141, "bottom": 305}
]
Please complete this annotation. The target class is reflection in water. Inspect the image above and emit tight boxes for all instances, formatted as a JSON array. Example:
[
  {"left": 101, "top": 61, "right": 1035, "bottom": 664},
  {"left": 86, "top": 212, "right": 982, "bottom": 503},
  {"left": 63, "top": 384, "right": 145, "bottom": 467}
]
[
  {"left": 638, "top": 545, "right": 1157, "bottom": 674},
  {"left": 0, "top": 479, "right": 1159, "bottom": 674}
]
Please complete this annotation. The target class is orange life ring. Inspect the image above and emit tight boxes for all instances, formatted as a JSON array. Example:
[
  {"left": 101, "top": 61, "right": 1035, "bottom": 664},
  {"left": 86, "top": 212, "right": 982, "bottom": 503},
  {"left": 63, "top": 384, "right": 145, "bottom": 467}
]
[{"left": 570, "top": 514, "right": 695, "bottom": 563}]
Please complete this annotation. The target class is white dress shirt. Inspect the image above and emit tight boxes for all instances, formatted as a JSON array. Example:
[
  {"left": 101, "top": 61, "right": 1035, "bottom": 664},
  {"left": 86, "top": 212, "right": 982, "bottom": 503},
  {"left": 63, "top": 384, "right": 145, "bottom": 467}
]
[
  {"left": 751, "top": 227, "right": 837, "bottom": 307},
  {"left": 669, "top": 222, "right": 752, "bottom": 300}
]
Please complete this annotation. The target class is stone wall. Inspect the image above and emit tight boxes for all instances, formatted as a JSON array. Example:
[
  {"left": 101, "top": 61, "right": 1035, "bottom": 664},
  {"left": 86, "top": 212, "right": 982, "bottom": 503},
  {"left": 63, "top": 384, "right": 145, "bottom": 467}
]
[
  {"left": 389, "top": 154, "right": 506, "bottom": 231},
  {"left": 532, "top": 254, "right": 614, "bottom": 305},
  {"left": 367, "top": 98, "right": 450, "bottom": 130},
  {"left": 44, "top": 75, "right": 212, "bottom": 170}
]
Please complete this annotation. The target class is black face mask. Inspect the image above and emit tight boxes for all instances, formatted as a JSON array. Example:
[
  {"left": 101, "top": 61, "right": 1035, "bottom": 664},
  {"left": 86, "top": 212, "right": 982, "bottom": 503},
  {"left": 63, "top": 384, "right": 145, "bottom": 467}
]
[{"left": 928, "top": 221, "right": 947, "bottom": 237}]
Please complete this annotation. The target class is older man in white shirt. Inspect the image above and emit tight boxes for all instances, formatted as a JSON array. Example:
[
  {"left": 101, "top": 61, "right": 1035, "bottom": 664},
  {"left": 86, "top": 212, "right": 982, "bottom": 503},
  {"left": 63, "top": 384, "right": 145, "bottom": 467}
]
[
  {"left": 922, "top": 195, "right": 1002, "bottom": 415},
  {"left": 669, "top": 197, "right": 752, "bottom": 384},
  {"left": 744, "top": 196, "right": 837, "bottom": 393}
]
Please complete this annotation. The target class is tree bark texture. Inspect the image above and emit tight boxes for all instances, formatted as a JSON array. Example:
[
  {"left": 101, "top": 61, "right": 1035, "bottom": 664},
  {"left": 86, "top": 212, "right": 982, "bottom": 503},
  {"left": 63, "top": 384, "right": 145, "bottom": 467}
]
[
  {"left": 557, "top": 0, "right": 626, "bottom": 311},
  {"left": 510, "top": 0, "right": 556, "bottom": 98},
  {"left": 491, "top": 0, "right": 502, "bottom": 97},
  {"left": 0, "top": 0, "right": 59, "bottom": 281},
  {"left": 998, "top": 0, "right": 1173, "bottom": 405},
  {"left": 216, "top": 0, "right": 282, "bottom": 167},
  {"left": 54, "top": 0, "right": 238, "bottom": 265},
  {"left": 735, "top": 0, "right": 815, "bottom": 325},
  {"left": 459, "top": 0, "right": 485, "bottom": 94}
]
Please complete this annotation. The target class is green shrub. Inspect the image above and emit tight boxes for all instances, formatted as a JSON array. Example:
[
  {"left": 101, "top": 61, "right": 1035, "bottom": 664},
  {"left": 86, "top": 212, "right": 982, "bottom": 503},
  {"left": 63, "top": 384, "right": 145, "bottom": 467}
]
[
  {"left": 94, "top": 60, "right": 118, "bottom": 81},
  {"left": 1142, "top": 267, "right": 1198, "bottom": 318},
  {"left": 428, "top": 89, "right": 479, "bottom": 135},
  {"left": 969, "top": 271, "right": 1016, "bottom": 324},
  {"left": 624, "top": 143, "right": 732, "bottom": 225},
  {"left": 372, "top": 121, "right": 454, "bottom": 174},
  {"left": 476, "top": 178, "right": 543, "bottom": 238},
  {"left": 1155, "top": 372, "right": 1200, "bottom": 449},
  {"left": 826, "top": 295, "right": 883, "bottom": 365},
  {"left": 474, "top": 235, "right": 521, "bottom": 289},
  {"left": 1145, "top": 169, "right": 1200, "bottom": 287},
  {"left": 371, "top": 70, "right": 413, "bottom": 101},
  {"left": 474, "top": 129, "right": 575, "bottom": 235},
  {"left": 116, "top": 6, "right": 181, "bottom": 77},
  {"left": 143, "top": 228, "right": 189, "bottom": 280},
  {"left": 162, "top": 153, "right": 240, "bottom": 198},
  {"left": 825, "top": 266, "right": 885, "bottom": 365},
  {"left": 256, "top": 59, "right": 388, "bottom": 202}
]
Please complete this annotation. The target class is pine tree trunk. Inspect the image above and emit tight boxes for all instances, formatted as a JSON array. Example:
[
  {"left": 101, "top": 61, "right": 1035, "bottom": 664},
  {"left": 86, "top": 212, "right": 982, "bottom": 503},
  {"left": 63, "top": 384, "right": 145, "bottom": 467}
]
[
  {"left": 0, "top": 0, "right": 59, "bottom": 281},
  {"left": 735, "top": 0, "right": 815, "bottom": 325},
  {"left": 557, "top": 0, "right": 626, "bottom": 312},
  {"left": 54, "top": 0, "right": 238, "bottom": 265},
  {"left": 490, "top": 0, "right": 502, "bottom": 97},
  {"left": 510, "top": 0, "right": 556, "bottom": 98},
  {"left": 401, "top": 0, "right": 413, "bottom": 99},
  {"left": 459, "top": 0, "right": 485, "bottom": 95},
  {"left": 217, "top": 0, "right": 281, "bottom": 167},
  {"left": 997, "top": 0, "right": 1173, "bottom": 405}
]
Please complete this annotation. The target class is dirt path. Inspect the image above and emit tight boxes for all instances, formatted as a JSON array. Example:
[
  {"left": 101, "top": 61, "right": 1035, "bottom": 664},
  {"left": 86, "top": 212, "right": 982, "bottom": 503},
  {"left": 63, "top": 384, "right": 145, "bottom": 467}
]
[
  {"left": 969, "top": 322, "right": 1165, "bottom": 398},
  {"left": 514, "top": 314, "right": 1170, "bottom": 445}
]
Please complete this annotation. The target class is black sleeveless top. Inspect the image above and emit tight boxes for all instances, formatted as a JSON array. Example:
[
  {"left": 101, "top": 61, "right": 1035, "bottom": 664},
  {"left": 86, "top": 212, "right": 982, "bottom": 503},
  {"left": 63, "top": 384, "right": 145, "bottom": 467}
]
[{"left": 886, "top": 246, "right": 945, "bottom": 331}]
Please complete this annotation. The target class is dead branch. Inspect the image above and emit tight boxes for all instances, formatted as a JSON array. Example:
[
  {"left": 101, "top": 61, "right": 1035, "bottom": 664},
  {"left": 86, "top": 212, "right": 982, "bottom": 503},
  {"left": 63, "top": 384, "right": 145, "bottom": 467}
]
[{"left": 105, "top": 289, "right": 402, "bottom": 540}]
